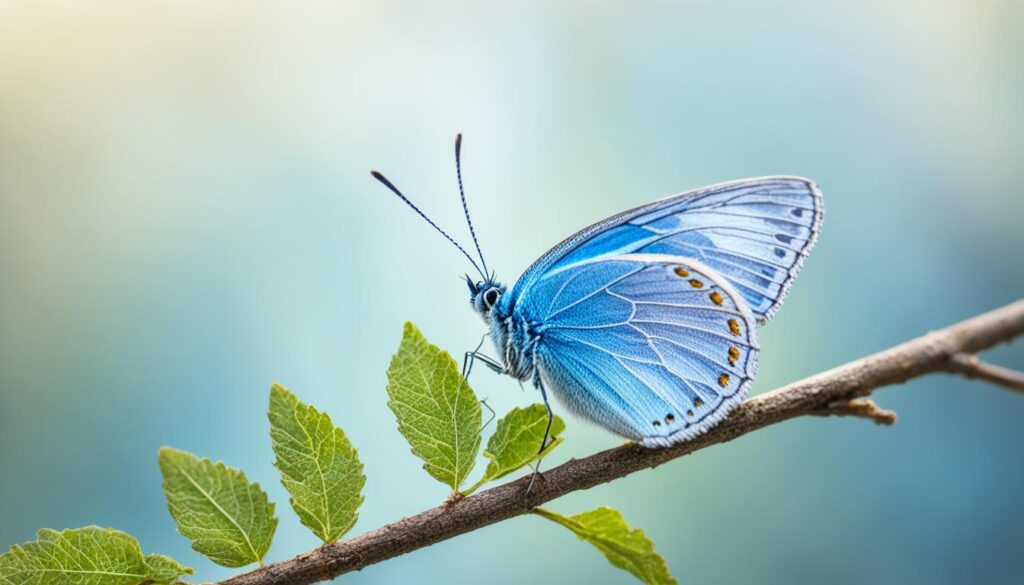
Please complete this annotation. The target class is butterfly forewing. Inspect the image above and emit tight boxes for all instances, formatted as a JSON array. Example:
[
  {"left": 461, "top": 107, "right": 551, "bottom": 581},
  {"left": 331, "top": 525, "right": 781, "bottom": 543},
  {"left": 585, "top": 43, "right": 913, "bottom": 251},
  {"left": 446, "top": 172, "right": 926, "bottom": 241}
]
[{"left": 513, "top": 177, "right": 822, "bottom": 324}]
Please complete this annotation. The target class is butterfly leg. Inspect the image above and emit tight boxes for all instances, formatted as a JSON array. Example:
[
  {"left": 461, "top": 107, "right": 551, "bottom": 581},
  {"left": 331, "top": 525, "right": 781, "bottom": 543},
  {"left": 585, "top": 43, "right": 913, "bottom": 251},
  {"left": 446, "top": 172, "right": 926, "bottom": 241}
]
[
  {"left": 461, "top": 334, "right": 502, "bottom": 433},
  {"left": 480, "top": 397, "right": 497, "bottom": 432},
  {"left": 461, "top": 334, "right": 503, "bottom": 380},
  {"left": 527, "top": 380, "right": 555, "bottom": 494},
  {"left": 463, "top": 350, "right": 503, "bottom": 379},
  {"left": 537, "top": 379, "right": 555, "bottom": 453},
  {"left": 461, "top": 335, "right": 487, "bottom": 380}
]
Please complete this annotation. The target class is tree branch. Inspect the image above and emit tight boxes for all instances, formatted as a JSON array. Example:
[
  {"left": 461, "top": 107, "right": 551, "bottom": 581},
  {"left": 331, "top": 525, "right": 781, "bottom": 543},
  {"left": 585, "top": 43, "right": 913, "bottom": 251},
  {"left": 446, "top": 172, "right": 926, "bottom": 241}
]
[
  {"left": 813, "top": 397, "right": 898, "bottom": 425},
  {"left": 945, "top": 352, "right": 1024, "bottom": 393},
  {"left": 214, "top": 299, "right": 1024, "bottom": 585}
]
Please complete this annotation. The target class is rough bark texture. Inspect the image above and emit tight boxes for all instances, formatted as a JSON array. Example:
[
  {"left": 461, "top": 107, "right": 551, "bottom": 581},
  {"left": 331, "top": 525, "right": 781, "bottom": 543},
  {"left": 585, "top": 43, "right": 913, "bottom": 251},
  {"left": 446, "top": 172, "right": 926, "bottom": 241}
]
[{"left": 215, "top": 299, "right": 1024, "bottom": 585}]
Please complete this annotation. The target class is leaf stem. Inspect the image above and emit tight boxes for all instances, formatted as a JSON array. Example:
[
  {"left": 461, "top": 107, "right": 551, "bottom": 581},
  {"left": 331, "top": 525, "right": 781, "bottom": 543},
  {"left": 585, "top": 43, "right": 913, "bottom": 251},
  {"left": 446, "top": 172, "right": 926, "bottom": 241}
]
[{"left": 462, "top": 478, "right": 487, "bottom": 496}]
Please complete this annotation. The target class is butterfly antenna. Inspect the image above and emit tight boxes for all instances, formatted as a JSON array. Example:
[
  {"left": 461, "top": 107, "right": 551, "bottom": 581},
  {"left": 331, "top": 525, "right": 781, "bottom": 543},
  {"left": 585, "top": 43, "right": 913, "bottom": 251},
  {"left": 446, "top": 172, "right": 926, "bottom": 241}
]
[
  {"left": 370, "top": 169, "right": 486, "bottom": 278},
  {"left": 454, "top": 133, "right": 490, "bottom": 277}
]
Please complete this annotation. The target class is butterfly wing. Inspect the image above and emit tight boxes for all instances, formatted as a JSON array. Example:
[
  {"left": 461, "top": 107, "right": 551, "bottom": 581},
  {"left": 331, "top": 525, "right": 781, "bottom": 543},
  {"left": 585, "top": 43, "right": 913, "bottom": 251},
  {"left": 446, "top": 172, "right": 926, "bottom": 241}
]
[
  {"left": 509, "top": 176, "right": 822, "bottom": 324},
  {"left": 526, "top": 254, "right": 759, "bottom": 446}
]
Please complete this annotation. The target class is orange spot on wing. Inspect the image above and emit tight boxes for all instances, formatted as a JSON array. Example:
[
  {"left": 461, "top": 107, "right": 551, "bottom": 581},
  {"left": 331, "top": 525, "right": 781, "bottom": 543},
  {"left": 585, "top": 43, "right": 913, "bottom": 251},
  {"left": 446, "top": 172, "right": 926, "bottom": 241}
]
[
  {"left": 693, "top": 398, "right": 703, "bottom": 408},
  {"left": 673, "top": 267, "right": 690, "bottom": 277},
  {"left": 728, "top": 347, "right": 740, "bottom": 365},
  {"left": 728, "top": 319, "right": 741, "bottom": 336},
  {"left": 709, "top": 291, "right": 723, "bottom": 305},
  {"left": 689, "top": 279, "right": 704, "bottom": 288},
  {"left": 718, "top": 373, "right": 730, "bottom": 387}
]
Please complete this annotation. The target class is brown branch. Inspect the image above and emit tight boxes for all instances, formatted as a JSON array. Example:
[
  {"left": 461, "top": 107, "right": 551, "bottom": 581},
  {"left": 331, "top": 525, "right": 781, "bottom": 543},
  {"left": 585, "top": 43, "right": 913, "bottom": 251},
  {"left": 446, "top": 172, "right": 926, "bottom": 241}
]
[
  {"left": 946, "top": 352, "right": 1024, "bottom": 392},
  {"left": 214, "top": 299, "right": 1024, "bottom": 585},
  {"left": 813, "top": 397, "right": 898, "bottom": 425}
]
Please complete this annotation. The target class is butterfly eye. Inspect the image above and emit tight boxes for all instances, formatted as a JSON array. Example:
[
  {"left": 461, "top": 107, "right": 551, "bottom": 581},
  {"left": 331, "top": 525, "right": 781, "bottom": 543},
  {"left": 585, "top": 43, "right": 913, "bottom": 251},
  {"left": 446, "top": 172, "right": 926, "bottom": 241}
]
[{"left": 483, "top": 287, "right": 501, "bottom": 309}]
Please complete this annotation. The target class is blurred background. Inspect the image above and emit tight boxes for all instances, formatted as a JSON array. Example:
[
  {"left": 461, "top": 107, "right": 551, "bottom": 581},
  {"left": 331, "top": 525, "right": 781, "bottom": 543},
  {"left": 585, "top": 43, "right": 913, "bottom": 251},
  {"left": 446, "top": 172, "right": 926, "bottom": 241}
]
[{"left": 1, "top": 1, "right": 1022, "bottom": 583}]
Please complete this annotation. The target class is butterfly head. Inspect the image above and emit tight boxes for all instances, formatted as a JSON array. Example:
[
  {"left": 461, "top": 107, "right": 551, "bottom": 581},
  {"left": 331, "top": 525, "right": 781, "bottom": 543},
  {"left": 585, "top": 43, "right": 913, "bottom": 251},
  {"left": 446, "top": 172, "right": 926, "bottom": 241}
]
[{"left": 466, "top": 275, "right": 506, "bottom": 317}]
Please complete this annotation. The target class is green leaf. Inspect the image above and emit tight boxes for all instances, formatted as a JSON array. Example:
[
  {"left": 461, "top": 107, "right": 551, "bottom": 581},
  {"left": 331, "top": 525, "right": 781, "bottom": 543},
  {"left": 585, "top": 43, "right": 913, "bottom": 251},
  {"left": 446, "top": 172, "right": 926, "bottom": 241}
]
[
  {"left": 0, "top": 526, "right": 192, "bottom": 585},
  {"left": 535, "top": 507, "right": 677, "bottom": 585},
  {"left": 158, "top": 447, "right": 277, "bottom": 568},
  {"left": 385, "top": 322, "right": 482, "bottom": 493},
  {"left": 268, "top": 383, "right": 366, "bottom": 543},
  {"left": 465, "top": 404, "right": 565, "bottom": 494},
  {"left": 141, "top": 555, "right": 192, "bottom": 584}
]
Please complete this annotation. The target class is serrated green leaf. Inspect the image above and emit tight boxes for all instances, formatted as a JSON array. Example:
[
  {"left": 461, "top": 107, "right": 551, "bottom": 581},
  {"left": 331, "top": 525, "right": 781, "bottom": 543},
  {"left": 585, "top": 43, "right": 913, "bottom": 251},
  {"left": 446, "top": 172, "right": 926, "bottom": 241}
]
[
  {"left": 142, "top": 555, "right": 192, "bottom": 584},
  {"left": 158, "top": 447, "right": 277, "bottom": 568},
  {"left": 385, "top": 322, "right": 482, "bottom": 493},
  {"left": 268, "top": 383, "right": 366, "bottom": 543},
  {"left": 535, "top": 507, "right": 677, "bottom": 585},
  {"left": 465, "top": 404, "right": 565, "bottom": 494},
  {"left": 0, "top": 526, "right": 192, "bottom": 585}
]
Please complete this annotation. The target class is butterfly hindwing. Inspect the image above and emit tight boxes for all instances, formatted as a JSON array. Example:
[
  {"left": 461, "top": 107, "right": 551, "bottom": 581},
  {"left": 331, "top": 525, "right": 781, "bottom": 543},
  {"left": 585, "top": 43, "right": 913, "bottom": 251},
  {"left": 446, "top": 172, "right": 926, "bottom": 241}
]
[
  {"left": 528, "top": 254, "right": 759, "bottom": 446},
  {"left": 512, "top": 177, "right": 822, "bottom": 324}
]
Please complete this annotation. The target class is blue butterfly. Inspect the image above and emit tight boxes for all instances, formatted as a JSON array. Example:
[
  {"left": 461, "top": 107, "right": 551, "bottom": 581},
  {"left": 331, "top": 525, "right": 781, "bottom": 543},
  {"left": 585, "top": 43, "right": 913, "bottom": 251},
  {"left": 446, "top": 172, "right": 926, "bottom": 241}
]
[{"left": 372, "top": 134, "right": 822, "bottom": 450}]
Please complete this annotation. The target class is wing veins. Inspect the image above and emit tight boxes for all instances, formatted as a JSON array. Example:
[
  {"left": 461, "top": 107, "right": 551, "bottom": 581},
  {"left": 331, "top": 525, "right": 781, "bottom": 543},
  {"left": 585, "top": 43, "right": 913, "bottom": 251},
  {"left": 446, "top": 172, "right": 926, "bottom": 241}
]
[
  {"left": 680, "top": 209, "right": 813, "bottom": 229},
  {"left": 646, "top": 334, "right": 744, "bottom": 374},
  {"left": 630, "top": 318, "right": 754, "bottom": 345},
  {"left": 666, "top": 240, "right": 794, "bottom": 272},
  {"left": 545, "top": 267, "right": 642, "bottom": 320},
  {"left": 613, "top": 355, "right": 691, "bottom": 418},
  {"left": 630, "top": 300, "right": 745, "bottom": 316}
]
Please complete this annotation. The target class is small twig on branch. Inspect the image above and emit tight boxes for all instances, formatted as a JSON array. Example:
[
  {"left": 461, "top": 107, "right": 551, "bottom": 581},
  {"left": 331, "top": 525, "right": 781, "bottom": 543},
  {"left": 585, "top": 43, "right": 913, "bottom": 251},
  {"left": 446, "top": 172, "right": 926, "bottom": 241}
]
[
  {"left": 946, "top": 352, "right": 1024, "bottom": 393},
  {"left": 814, "top": 397, "right": 898, "bottom": 425},
  {"left": 213, "top": 300, "right": 1024, "bottom": 585}
]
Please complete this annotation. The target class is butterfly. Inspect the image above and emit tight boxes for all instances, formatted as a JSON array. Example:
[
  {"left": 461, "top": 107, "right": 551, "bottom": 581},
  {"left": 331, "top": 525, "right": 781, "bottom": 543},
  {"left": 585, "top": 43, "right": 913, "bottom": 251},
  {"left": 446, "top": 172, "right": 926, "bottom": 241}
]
[{"left": 372, "top": 134, "right": 822, "bottom": 450}]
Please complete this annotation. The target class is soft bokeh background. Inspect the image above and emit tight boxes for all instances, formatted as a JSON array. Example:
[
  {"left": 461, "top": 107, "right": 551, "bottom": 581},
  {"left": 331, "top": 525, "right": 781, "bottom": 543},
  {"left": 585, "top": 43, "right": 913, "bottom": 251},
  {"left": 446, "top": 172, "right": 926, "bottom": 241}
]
[{"left": 2, "top": 1, "right": 1022, "bottom": 583}]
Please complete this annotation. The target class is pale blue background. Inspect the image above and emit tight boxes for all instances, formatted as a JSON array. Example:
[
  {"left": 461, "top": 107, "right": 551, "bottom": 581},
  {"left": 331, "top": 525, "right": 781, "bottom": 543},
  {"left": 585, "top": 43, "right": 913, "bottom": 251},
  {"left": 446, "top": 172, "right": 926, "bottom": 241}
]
[{"left": 2, "top": 1, "right": 1023, "bottom": 583}]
